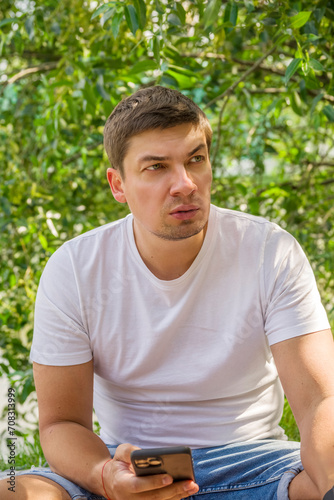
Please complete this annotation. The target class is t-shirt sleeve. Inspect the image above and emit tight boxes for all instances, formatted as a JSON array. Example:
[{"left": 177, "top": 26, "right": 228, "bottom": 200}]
[
  {"left": 263, "top": 226, "right": 331, "bottom": 346},
  {"left": 30, "top": 243, "right": 93, "bottom": 366}
]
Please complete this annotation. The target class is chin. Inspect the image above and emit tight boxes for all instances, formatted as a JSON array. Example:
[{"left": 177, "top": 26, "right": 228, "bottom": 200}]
[{"left": 156, "top": 221, "right": 207, "bottom": 241}]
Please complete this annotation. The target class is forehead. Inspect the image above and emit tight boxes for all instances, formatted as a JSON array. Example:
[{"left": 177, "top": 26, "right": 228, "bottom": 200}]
[{"left": 124, "top": 124, "right": 207, "bottom": 162}]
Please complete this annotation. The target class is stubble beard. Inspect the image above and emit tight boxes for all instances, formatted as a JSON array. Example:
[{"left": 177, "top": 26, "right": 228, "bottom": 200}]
[
  {"left": 151, "top": 197, "right": 210, "bottom": 241},
  {"left": 152, "top": 217, "right": 208, "bottom": 241}
]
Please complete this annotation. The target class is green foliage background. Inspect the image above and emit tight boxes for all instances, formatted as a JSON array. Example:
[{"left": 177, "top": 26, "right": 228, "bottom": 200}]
[{"left": 0, "top": 0, "right": 333, "bottom": 457}]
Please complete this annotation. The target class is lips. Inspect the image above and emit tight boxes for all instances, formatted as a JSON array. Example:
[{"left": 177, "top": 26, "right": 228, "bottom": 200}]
[{"left": 169, "top": 205, "right": 199, "bottom": 220}]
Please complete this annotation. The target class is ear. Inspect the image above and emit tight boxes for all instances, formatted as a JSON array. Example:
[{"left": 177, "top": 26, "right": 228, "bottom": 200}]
[{"left": 107, "top": 168, "right": 127, "bottom": 203}]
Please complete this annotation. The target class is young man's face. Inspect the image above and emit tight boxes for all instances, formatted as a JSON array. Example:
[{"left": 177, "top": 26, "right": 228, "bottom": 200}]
[{"left": 107, "top": 123, "right": 212, "bottom": 243}]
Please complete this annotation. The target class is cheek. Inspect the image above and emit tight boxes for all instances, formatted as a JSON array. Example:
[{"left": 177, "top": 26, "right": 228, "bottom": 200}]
[
  {"left": 198, "top": 169, "right": 212, "bottom": 189},
  {"left": 126, "top": 184, "right": 162, "bottom": 211}
]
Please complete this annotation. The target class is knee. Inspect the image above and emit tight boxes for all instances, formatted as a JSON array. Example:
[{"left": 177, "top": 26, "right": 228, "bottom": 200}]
[{"left": 0, "top": 474, "right": 72, "bottom": 500}]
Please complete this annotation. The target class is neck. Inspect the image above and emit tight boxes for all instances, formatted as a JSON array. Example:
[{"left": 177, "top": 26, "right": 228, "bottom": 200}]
[{"left": 133, "top": 224, "right": 207, "bottom": 281}]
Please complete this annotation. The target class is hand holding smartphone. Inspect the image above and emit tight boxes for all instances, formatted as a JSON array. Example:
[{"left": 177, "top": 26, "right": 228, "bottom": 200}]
[{"left": 131, "top": 446, "right": 195, "bottom": 482}]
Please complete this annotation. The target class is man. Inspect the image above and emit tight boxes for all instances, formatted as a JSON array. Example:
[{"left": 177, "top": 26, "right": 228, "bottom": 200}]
[{"left": 1, "top": 86, "right": 333, "bottom": 500}]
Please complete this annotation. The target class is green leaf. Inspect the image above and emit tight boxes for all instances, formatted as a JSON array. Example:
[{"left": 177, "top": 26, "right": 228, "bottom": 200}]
[
  {"left": 167, "top": 64, "right": 198, "bottom": 78},
  {"left": 96, "top": 76, "right": 110, "bottom": 100},
  {"left": 38, "top": 234, "right": 48, "bottom": 250},
  {"left": 262, "top": 17, "right": 278, "bottom": 26},
  {"left": 304, "top": 68, "right": 320, "bottom": 90},
  {"left": 309, "top": 58, "right": 325, "bottom": 71},
  {"left": 111, "top": 12, "right": 123, "bottom": 38},
  {"left": 66, "top": 97, "right": 78, "bottom": 121},
  {"left": 223, "top": 1, "right": 238, "bottom": 35},
  {"left": 244, "top": 0, "right": 254, "bottom": 12},
  {"left": 100, "top": 8, "right": 115, "bottom": 28},
  {"left": 323, "top": 104, "right": 334, "bottom": 122},
  {"left": 91, "top": 4, "right": 114, "bottom": 20},
  {"left": 285, "top": 58, "right": 302, "bottom": 85},
  {"left": 82, "top": 82, "right": 97, "bottom": 112},
  {"left": 224, "top": 1, "right": 238, "bottom": 26},
  {"left": 310, "top": 93, "right": 323, "bottom": 114},
  {"left": 0, "top": 17, "right": 19, "bottom": 28},
  {"left": 203, "top": 0, "right": 221, "bottom": 29},
  {"left": 133, "top": 0, "right": 147, "bottom": 30},
  {"left": 24, "top": 17, "right": 34, "bottom": 40},
  {"left": 290, "top": 91, "right": 303, "bottom": 117},
  {"left": 152, "top": 36, "right": 161, "bottom": 64},
  {"left": 168, "top": 13, "right": 182, "bottom": 26},
  {"left": 124, "top": 5, "right": 139, "bottom": 35},
  {"left": 314, "top": 7, "right": 326, "bottom": 23},
  {"left": 273, "top": 32, "right": 289, "bottom": 45},
  {"left": 165, "top": 69, "right": 196, "bottom": 88},
  {"left": 289, "top": 11, "right": 312, "bottom": 29},
  {"left": 176, "top": 3, "right": 186, "bottom": 25},
  {"left": 128, "top": 59, "right": 157, "bottom": 75}
]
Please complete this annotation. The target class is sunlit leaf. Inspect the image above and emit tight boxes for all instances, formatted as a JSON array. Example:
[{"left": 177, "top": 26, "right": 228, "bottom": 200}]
[
  {"left": 91, "top": 4, "right": 113, "bottom": 20},
  {"left": 124, "top": 5, "right": 139, "bottom": 35},
  {"left": 289, "top": 11, "right": 312, "bottom": 29},
  {"left": 128, "top": 59, "right": 157, "bottom": 74},
  {"left": 323, "top": 104, "right": 334, "bottom": 122},
  {"left": 310, "top": 93, "right": 323, "bottom": 114},
  {"left": 224, "top": 1, "right": 238, "bottom": 27},
  {"left": 285, "top": 58, "right": 302, "bottom": 85},
  {"left": 0, "top": 17, "right": 19, "bottom": 28},
  {"left": 309, "top": 58, "right": 325, "bottom": 71},
  {"left": 203, "top": 0, "right": 221, "bottom": 29},
  {"left": 176, "top": 3, "right": 186, "bottom": 24},
  {"left": 101, "top": 8, "right": 115, "bottom": 28},
  {"left": 111, "top": 11, "right": 123, "bottom": 38},
  {"left": 133, "top": 0, "right": 147, "bottom": 29}
]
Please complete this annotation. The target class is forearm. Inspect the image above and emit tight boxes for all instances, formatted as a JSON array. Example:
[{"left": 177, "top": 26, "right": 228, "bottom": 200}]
[
  {"left": 40, "top": 420, "right": 111, "bottom": 496},
  {"left": 299, "top": 395, "right": 334, "bottom": 497}
]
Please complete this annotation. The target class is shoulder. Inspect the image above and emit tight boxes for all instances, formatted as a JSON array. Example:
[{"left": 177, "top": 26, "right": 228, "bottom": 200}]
[
  {"left": 211, "top": 204, "right": 270, "bottom": 226},
  {"left": 65, "top": 214, "right": 130, "bottom": 248},
  {"left": 210, "top": 204, "right": 302, "bottom": 260},
  {"left": 42, "top": 214, "right": 132, "bottom": 275},
  {"left": 210, "top": 204, "right": 290, "bottom": 240},
  {"left": 211, "top": 204, "right": 277, "bottom": 235}
]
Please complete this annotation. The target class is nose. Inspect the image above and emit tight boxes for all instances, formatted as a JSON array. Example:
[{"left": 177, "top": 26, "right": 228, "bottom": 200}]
[{"left": 169, "top": 166, "right": 197, "bottom": 197}]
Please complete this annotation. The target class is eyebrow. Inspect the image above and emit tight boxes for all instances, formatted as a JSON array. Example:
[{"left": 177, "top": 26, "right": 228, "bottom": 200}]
[{"left": 138, "top": 143, "right": 207, "bottom": 164}]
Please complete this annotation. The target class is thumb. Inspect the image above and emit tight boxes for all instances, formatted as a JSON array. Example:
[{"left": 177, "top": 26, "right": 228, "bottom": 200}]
[{"left": 113, "top": 443, "right": 141, "bottom": 464}]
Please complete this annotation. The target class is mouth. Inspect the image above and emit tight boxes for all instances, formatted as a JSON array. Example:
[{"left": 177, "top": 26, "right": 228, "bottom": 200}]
[{"left": 169, "top": 205, "right": 199, "bottom": 220}]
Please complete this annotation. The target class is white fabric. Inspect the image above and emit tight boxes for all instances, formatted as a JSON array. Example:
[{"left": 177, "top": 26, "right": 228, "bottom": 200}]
[{"left": 30, "top": 205, "right": 330, "bottom": 448}]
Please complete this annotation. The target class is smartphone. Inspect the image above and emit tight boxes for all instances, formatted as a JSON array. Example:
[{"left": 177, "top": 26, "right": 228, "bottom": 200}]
[{"left": 131, "top": 446, "right": 195, "bottom": 482}]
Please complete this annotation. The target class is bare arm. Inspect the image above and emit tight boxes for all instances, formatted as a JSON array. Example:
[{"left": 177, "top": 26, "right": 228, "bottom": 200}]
[
  {"left": 271, "top": 329, "right": 334, "bottom": 497},
  {"left": 34, "top": 360, "right": 111, "bottom": 493},
  {"left": 34, "top": 361, "right": 198, "bottom": 499}
]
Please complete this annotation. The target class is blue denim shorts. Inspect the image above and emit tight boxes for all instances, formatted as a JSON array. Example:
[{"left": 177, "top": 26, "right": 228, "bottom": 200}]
[{"left": 12, "top": 439, "right": 303, "bottom": 499}]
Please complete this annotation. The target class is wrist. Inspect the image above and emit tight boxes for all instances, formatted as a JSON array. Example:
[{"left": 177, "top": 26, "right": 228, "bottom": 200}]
[
  {"left": 101, "top": 458, "right": 113, "bottom": 500},
  {"left": 324, "top": 487, "right": 334, "bottom": 500}
]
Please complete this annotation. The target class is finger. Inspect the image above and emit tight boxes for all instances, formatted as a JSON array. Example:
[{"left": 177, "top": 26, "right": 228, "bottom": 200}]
[
  {"left": 114, "top": 442, "right": 141, "bottom": 465},
  {"left": 133, "top": 478, "right": 199, "bottom": 498},
  {"left": 171, "top": 480, "right": 199, "bottom": 498},
  {"left": 127, "top": 473, "right": 174, "bottom": 494}
]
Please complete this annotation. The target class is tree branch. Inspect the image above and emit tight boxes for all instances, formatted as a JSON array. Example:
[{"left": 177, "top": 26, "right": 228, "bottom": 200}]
[
  {"left": 212, "top": 96, "right": 230, "bottom": 168},
  {"left": 204, "top": 46, "right": 277, "bottom": 108},
  {"left": 62, "top": 141, "right": 103, "bottom": 165},
  {"left": 301, "top": 161, "right": 334, "bottom": 168},
  {"left": 247, "top": 88, "right": 286, "bottom": 94},
  {"left": 4, "top": 62, "right": 59, "bottom": 85},
  {"left": 186, "top": 51, "right": 334, "bottom": 104}
]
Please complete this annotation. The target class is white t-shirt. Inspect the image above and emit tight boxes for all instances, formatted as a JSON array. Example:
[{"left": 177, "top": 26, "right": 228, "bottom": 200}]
[{"left": 30, "top": 205, "right": 330, "bottom": 448}]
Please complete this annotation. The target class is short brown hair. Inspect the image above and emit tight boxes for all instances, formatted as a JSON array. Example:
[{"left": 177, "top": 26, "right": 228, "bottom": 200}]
[{"left": 103, "top": 86, "right": 212, "bottom": 178}]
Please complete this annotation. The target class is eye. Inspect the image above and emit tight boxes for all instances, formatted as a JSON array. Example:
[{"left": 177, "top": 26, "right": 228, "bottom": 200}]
[
  {"left": 146, "top": 163, "right": 165, "bottom": 171},
  {"left": 190, "top": 155, "right": 204, "bottom": 163}
]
